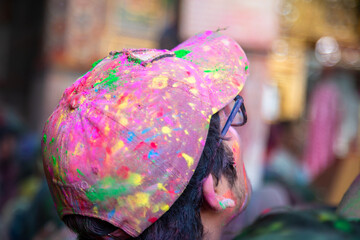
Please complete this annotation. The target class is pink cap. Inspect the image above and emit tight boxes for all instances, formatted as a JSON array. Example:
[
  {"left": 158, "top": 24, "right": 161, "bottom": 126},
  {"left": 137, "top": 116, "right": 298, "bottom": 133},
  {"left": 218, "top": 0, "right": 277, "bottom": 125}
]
[{"left": 42, "top": 30, "right": 249, "bottom": 237}]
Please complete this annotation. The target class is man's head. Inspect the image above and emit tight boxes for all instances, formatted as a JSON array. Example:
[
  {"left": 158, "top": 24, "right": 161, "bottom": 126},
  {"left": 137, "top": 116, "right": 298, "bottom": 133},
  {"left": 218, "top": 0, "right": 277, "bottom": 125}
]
[{"left": 42, "top": 30, "right": 250, "bottom": 239}]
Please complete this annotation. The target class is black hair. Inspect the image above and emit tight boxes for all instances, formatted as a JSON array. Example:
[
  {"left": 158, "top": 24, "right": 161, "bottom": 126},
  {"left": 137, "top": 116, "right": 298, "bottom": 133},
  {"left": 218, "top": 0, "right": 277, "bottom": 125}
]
[{"left": 63, "top": 112, "right": 237, "bottom": 240}]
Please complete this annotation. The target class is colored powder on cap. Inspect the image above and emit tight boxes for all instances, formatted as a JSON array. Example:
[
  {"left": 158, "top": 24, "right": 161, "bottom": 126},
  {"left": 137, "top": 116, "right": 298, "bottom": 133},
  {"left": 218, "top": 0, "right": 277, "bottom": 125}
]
[
  {"left": 43, "top": 134, "right": 47, "bottom": 144},
  {"left": 148, "top": 217, "right": 158, "bottom": 223},
  {"left": 108, "top": 209, "right": 115, "bottom": 219},
  {"left": 93, "top": 73, "right": 119, "bottom": 89},
  {"left": 160, "top": 204, "right": 170, "bottom": 211},
  {"left": 85, "top": 177, "right": 128, "bottom": 202},
  {"left": 174, "top": 49, "right": 191, "bottom": 59},
  {"left": 132, "top": 192, "right": 150, "bottom": 207},
  {"left": 77, "top": 169, "right": 85, "bottom": 177},
  {"left": 52, "top": 156, "right": 57, "bottom": 166},
  {"left": 245, "top": 65, "right": 249, "bottom": 71},
  {"left": 127, "top": 173, "right": 143, "bottom": 186},
  {"left": 181, "top": 153, "right": 194, "bottom": 167},
  {"left": 90, "top": 59, "right": 103, "bottom": 71},
  {"left": 161, "top": 126, "right": 172, "bottom": 134},
  {"left": 157, "top": 183, "right": 167, "bottom": 191}
]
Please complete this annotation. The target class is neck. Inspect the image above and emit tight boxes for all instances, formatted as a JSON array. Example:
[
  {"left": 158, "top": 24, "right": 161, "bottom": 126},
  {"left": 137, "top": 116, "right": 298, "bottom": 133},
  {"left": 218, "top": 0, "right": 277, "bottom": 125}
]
[{"left": 201, "top": 210, "right": 225, "bottom": 240}]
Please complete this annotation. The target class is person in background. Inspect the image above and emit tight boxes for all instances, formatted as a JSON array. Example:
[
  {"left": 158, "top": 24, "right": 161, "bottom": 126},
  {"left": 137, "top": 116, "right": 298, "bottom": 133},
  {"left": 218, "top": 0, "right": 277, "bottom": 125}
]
[{"left": 42, "top": 30, "right": 251, "bottom": 240}]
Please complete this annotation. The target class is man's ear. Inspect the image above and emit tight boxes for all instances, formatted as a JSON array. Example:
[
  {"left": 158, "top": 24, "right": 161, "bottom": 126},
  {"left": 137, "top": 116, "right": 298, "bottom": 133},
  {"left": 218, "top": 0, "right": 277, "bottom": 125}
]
[{"left": 202, "top": 174, "right": 235, "bottom": 211}]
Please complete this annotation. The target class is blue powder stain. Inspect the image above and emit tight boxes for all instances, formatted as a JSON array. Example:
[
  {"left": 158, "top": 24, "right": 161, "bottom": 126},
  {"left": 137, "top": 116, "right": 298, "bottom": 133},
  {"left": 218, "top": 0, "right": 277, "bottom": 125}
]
[
  {"left": 141, "top": 128, "right": 152, "bottom": 134},
  {"left": 176, "top": 150, "right": 180, "bottom": 153},
  {"left": 145, "top": 133, "right": 161, "bottom": 142},
  {"left": 172, "top": 128, "right": 182, "bottom": 131},
  {"left": 95, "top": 89, "right": 98, "bottom": 92},
  {"left": 108, "top": 209, "right": 115, "bottom": 219},
  {"left": 174, "top": 190, "right": 180, "bottom": 193},
  {"left": 127, "top": 131, "right": 136, "bottom": 142},
  {"left": 148, "top": 150, "right": 159, "bottom": 159}
]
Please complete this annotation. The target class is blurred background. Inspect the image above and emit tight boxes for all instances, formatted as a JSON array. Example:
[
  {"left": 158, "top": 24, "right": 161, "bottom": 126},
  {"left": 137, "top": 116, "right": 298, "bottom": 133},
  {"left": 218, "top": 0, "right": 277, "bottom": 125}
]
[{"left": 1, "top": 0, "right": 360, "bottom": 239}]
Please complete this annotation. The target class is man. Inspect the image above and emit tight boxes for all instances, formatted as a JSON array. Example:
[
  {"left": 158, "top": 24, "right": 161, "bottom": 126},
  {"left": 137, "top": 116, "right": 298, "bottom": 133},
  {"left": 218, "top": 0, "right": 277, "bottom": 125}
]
[{"left": 42, "top": 30, "right": 251, "bottom": 239}]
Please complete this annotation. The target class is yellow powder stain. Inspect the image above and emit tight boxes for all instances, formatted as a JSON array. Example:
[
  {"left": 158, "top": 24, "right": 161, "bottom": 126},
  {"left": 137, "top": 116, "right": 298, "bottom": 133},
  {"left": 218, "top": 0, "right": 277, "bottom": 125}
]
[
  {"left": 104, "top": 105, "right": 109, "bottom": 111},
  {"left": 172, "top": 82, "right": 180, "bottom": 87},
  {"left": 161, "top": 126, "right": 172, "bottom": 134},
  {"left": 104, "top": 94, "right": 111, "bottom": 100},
  {"left": 150, "top": 76, "right": 168, "bottom": 89},
  {"left": 104, "top": 124, "right": 110, "bottom": 135},
  {"left": 124, "top": 70, "right": 130, "bottom": 74},
  {"left": 198, "top": 137, "right": 203, "bottom": 142},
  {"left": 182, "top": 153, "right": 194, "bottom": 168},
  {"left": 189, "top": 88, "right": 198, "bottom": 95},
  {"left": 185, "top": 76, "right": 196, "bottom": 84},
  {"left": 131, "top": 192, "right": 150, "bottom": 207},
  {"left": 188, "top": 103, "right": 195, "bottom": 110},
  {"left": 119, "top": 117, "right": 128, "bottom": 126},
  {"left": 56, "top": 113, "right": 65, "bottom": 129},
  {"left": 176, "top": 138, "right": 180, "bottom": 142},
  {"left": 160, "top": 204, "right": 170, "bottom": 211},
  {"left": 212, "top": 107, "right": 217, "bottom": 114},
  {"left": 157, "top": 183, "right": 167, "bottom": 191},
  {"left": 152, "top": 204, "right": 160, "bottom": 213},
  {"left": 74, "top": 143, "right": 84, "bottom": 155},
  {"left": 213, "top": 72, "right": 220, "bottom": 79},
  {"left": 184, "top": 130, "right": 189, "bottom": 135},
  {"left": 127, "top": 173, "right": 143, "bottom": 186},
  {"left": 93, "top": 206, "right": 99, "bottom": 214},
  {"left": 238, "top": 59, "right": 243, "bottom": 66},
  {"left": 112, "top": 140, "right": 124, "bottom": 152}
]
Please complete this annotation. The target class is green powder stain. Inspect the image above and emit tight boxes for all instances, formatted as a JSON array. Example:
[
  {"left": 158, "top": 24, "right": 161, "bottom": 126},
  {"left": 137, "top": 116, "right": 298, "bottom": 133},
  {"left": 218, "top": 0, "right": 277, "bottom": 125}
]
[
  {"left": 174, "top": 49, "right": 191, "bottom": 59},
  {"left": 50, "top": 137, "right": 55, "bottom": 144},
  {"left": 52, "top": 155, "right": 57, "bottom": 166},
  {"left": 85, "top": 177, "right": 128, "bottom": 202},
  {"left": 219, "top": 201, "right": 226, "bottom": 210},
  {"left": 44, "top": 147, "right": 47, "bottom": 153},
  {"left": 245, "top": 65, "right": 249, "bottom": 71},
  {"left": 334, "top": 219, "right": 352, "bottom": 233},
  {"left": 204, "top": 67, "right": 225, "bottom": 73},
  {"left": 43, "top": 134, "right": 47, "bottom": 144},
  {"left": 77, "top": 169, "right": 85, "bottom": 177},
  {"left": 127, "top": 55, "right": 142, "bottom": 65},
  {"left": 65, "top": 150, "right": 68, "bottom": 155},
  {"left": 57, "top": 148, "right": 59, "bottom": 152},
  {"left": 93, "top": 73, "right": 119, "bottom": 89},
  {"left": 59, "top": 174, "right": 66, "bottom": 184},
  {"left": 90, "top": 59, "right": 103, "bottom": 71}
]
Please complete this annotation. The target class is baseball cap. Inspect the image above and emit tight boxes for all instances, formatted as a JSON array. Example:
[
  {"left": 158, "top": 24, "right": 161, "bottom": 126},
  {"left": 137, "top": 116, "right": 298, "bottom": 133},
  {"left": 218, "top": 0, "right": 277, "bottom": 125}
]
[{"left": 42, "top": 30, "right": 249, "bottom": 237}]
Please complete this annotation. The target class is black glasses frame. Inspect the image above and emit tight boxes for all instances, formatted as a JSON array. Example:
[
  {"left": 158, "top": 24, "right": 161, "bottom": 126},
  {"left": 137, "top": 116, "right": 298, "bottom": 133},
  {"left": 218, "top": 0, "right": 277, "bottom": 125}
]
[{"left": 220, "top": 95, "right": 247, "bottom": 140}]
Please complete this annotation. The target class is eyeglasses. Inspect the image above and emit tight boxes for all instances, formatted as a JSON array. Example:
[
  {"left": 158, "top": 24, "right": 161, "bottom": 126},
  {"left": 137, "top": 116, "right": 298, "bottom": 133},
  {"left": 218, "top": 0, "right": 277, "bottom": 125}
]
[
  {"left": 208, "top": 95, "right": 247, "bottom": 168},
  {"left": 219, "top": 95, "right": 247, "bottom": 144}
]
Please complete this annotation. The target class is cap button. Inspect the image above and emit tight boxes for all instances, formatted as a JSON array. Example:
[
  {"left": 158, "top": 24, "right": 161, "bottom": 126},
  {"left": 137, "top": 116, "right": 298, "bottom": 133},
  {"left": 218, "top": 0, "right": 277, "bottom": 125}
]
[{"left": 66, "top": 94, "right": 81, "bottom": 109}]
